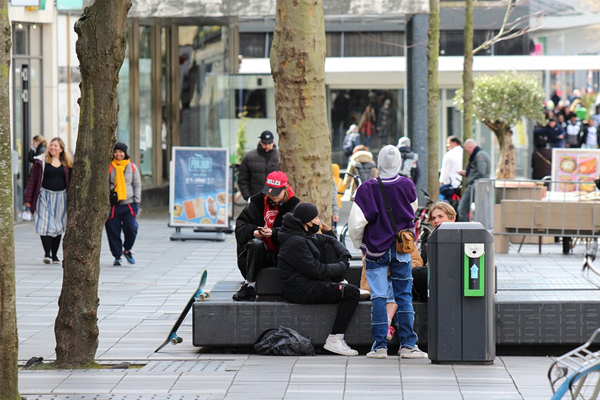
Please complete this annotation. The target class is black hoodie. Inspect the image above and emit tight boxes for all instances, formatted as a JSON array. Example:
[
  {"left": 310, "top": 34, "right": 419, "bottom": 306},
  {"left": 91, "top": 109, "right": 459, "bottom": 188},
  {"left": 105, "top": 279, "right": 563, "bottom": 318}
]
[
  {"left": 277, "top": 213, "right": 351, "bottom": 303},
  {"left": 238, "top": 143, "right": 280, "bottom": 200}
]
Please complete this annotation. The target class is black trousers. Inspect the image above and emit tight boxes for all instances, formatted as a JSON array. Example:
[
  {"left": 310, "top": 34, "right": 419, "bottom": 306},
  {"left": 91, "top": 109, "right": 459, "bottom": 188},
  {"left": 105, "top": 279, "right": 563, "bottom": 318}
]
[
  {"left": 240, "top": 238, "right": 278, "bottom": 282},
  {"left": 412, "top": 266, "right": 428, "bottom": 302},
  {"left": 303, "top": 282, "right": 360, "bottom": 334}
]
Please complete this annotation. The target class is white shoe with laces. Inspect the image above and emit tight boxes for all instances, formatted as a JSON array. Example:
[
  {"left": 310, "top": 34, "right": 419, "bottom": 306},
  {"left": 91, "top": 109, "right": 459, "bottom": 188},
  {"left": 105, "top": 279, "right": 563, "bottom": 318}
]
[
  {"left": 323, "top": 334, "right": 358, "bottom": 356},
  {"left": 366, "top": 348, "right": 388, "bottom": 359},
  {"left": 399, "top": 345, "right": 428, "bottom": 359}
]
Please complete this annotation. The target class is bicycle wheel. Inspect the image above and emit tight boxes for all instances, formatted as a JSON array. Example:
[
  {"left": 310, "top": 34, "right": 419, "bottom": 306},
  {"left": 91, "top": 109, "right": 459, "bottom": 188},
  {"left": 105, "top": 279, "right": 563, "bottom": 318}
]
[{"left": 339, "top": 223, "right": 349, "bottom": 247}]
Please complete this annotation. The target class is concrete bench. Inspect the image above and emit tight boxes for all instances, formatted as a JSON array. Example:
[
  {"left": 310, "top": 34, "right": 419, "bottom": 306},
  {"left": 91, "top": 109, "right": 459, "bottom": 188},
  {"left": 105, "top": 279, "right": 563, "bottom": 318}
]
[{"left": 192, "top": 279, "right": 428, "bottom": 348}]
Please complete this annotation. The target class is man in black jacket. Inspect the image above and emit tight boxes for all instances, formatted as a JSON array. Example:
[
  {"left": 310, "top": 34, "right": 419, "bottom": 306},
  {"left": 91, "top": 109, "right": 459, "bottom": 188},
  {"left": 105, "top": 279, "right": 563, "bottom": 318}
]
[
  {"left": 238, "top": 131, "right": 280, "bottom": 200},
  {"left": 278, "top": 202, "right": 360, "bottom": 356},
  {"left": 233, "top": 171, "right": 300, "bottom": 301}
]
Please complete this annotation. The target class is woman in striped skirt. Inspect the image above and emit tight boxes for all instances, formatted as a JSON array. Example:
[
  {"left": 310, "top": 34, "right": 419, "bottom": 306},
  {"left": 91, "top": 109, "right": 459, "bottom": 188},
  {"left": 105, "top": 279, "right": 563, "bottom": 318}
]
[{"left": 25, "top": 137, "right": 72, "bottom": 264}]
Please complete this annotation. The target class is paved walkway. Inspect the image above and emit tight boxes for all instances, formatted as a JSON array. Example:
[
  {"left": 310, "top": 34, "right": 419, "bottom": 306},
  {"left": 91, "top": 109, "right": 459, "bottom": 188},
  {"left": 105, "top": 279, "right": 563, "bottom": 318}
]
[{"left": 14, "top": 210, "right": 597, "bottom": 399}]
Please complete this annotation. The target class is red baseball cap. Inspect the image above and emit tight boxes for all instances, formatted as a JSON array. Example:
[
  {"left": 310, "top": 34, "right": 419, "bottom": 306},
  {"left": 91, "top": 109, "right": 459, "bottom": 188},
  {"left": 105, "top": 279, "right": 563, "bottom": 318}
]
[{"left": 262, "top": 171, "right": 288, "bottom": 196}]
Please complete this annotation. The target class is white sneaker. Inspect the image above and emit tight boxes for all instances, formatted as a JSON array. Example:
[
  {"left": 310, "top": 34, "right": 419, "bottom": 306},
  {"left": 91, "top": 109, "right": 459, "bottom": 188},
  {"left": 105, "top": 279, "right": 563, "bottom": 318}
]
[
  {"left": 366, "top": 348, "right": 388, "bottom": 359},
  {"left": 323, "top": 334, "right": 358, "bottom": 356},
  {"left": 399, "top": 346, "right": 428, "bottom": 359}
]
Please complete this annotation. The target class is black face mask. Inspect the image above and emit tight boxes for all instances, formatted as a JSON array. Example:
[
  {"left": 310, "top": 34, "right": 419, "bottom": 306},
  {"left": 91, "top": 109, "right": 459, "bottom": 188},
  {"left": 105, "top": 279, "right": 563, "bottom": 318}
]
[{"left": 306, "top": 223, "right": 320, "bottom": 234}]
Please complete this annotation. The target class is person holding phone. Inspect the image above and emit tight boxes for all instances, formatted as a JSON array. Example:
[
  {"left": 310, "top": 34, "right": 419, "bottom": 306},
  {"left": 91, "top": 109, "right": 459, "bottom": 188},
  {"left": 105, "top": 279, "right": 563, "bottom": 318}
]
[{"left": 233, "top": 171, "right": 300, "bottom": 301}]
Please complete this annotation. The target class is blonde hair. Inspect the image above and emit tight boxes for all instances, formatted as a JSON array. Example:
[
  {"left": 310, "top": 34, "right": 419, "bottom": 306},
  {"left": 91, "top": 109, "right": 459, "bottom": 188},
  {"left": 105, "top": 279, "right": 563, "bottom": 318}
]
[
  {"left": 33, "top": 135, "right": 47, "bottom": 148},
  {"left": 427, "top": 202, "right": 457, "bottom": 224},
  {"left": 45, "top": 137, "right": 73, "bottom": 168}
]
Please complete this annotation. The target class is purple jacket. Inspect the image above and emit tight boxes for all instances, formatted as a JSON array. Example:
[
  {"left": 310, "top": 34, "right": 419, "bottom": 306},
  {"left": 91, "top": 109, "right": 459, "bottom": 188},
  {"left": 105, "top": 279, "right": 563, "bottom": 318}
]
[{"left": 348, "top": 175, "right": 417, "bottom": 258}]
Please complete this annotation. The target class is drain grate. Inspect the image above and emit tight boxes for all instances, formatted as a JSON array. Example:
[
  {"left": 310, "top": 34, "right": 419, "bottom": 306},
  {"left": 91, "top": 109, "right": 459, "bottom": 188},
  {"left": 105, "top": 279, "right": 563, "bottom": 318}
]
[{"left": 141, "top": 360, "right": 230, "bottom": 373}]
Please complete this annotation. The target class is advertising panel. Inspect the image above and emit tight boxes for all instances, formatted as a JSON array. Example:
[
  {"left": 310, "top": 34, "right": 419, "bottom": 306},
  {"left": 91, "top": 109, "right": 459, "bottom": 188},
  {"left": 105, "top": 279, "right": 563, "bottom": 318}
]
[
  {"left": 551, "top": 148, "right": 600, "bottom": 193},
  {"left": 170, "top": 147, "right": 230, "bottom": 228}
]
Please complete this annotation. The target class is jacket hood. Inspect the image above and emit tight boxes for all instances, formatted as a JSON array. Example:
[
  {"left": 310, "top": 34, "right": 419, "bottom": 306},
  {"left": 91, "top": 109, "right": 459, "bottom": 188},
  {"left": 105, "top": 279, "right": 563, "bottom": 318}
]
[
  {"left": 377, "top": 145, "right": 402, "bottom": 178},
  {"left": 279, "top": 213, "right": 311, "bottom": 243},
  {"left": 351, "top": 151, "right": 374, "bottom": 163}
]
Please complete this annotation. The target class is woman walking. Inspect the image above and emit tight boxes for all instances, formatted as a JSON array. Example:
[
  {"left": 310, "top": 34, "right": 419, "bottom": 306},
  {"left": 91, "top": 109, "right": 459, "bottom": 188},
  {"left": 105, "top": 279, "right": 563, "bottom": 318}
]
[
  {"left": 106, "top": 142, "right": 141, "bottom": 266},
  {"left": 28, "top": 135, "right": 47, "bottom": 163},
  {"left": 25, "top": 137, "right": 72, "bottom": 264}
]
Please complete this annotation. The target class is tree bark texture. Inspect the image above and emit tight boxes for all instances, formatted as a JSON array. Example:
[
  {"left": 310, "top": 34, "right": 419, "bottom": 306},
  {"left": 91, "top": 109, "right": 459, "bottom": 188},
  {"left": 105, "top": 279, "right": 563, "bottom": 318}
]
[
  {"left": 485, "top": 121, "right": 515, "bottom": 179},
  {"left": 0, "top": 2, "right": 20, "bottom": 397},
  {"left": 55, "top": 0, "right": 130, "bottom": 367},
  {"left": 427, "top": 0, "right": 440, "bottom": 202},
  {"left": 270, "top": 0, "right": 332, "bottom": 219},
  {"left": 462, "top": 0, "right": 474, "bottom": 172}
]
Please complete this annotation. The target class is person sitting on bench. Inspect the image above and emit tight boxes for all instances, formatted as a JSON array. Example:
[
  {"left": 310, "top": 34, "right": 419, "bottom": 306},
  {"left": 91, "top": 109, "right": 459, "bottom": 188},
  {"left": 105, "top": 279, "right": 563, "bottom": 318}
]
[
  {"left": 233, "top": 171, "right": 300, "bottom": 301},
  {"left": 278, "top": 202, "right": 360, "bottom": 356},
  {"left": 413, "top": 201, "right": 456, "bottom": 301}
]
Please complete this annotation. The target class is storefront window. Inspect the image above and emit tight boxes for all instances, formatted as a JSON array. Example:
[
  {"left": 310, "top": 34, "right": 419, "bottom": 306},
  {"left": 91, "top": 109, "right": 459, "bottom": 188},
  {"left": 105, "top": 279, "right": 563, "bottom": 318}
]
[
  {"left": 139, "top": 25, "right": 153, "bottom": 185},
  {"left": 329, "top": 89, "right": 403, "bottom": 167},
  {"left": 178, "top": 25, "right": 230, "bottom": 149},
  {"left": 117, "top": 29, "right": 130, "bottom": 149}
]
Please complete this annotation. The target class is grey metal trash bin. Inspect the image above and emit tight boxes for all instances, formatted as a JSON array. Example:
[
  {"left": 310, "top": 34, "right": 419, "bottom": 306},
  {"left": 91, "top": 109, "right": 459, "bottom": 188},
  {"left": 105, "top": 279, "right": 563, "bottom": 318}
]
[{"left": 428, "top": 222, "right": 495, "bottom": 364}]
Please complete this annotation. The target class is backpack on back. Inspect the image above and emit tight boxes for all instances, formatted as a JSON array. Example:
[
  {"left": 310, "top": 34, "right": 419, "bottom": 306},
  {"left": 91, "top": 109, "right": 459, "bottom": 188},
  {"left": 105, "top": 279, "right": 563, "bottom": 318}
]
[
  {"left": 399, "top": 152, "right": 418, "bottom": 178},
  {"left": 354, "top": 161, "right": 376, "bottom": 183},
  {"left": 343, "top": 132, "right": 360, "bottom": 157}
]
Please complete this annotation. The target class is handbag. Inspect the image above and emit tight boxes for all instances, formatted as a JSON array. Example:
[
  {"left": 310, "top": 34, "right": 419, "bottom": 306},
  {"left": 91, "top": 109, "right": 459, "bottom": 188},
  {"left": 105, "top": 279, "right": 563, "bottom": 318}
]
[
  {"left": 376, "top": 177, "right": 415, "bottom": 254},
  {"left": 22, "top": 205, "right": 32, "bottom": 221},
  {"left": 254, "top": 326, "right": 315, "bottom": 356}
]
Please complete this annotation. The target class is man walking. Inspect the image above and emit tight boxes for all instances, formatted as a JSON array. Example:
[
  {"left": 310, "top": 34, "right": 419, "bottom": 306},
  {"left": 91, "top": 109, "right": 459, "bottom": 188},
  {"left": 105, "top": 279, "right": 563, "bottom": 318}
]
[
  {"left": 238, "top": 131, "right": 280, "bottom": 200},
  {"left": 348, "top": 145, "right": 427, "bottom": 359},
  {"left": 396, "top": 137, "right": 420, "bottom": 185},
  {"left": 457, "top": 139, "right": 491, "bottom": 222},
  {"left": 439, "top": 136, "right": 463, "bottom": 190}
]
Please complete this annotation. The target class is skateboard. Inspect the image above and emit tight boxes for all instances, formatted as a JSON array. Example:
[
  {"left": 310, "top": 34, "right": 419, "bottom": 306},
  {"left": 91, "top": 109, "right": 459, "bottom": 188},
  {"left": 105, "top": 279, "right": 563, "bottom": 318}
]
[{"left": 155, "top": 269, "right": 210, "bottom": 352}]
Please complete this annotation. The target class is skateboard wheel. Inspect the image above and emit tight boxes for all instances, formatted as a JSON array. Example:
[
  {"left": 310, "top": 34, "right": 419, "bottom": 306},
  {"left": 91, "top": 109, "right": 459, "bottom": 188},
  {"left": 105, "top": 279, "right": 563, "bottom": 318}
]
[
  {"left": 177, "top": 337, "right": 183, "bottom": 344},
  {"left": 198, "top": 294, "right": 206, "bottom": 300},
  {"left": 170, "top": 336, "right": 181, "bottom": 345},
  {"left": 205, "top": 292, "right": 210, "bottom": 298}
]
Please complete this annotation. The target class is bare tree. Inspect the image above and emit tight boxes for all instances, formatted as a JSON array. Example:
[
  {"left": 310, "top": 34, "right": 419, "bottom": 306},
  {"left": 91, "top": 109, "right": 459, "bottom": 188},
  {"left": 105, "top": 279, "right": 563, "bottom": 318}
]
[
  {"left": 55, "top": 0, "right": 131, "bottom": 367},
  {"left": 0, "top": 0, "right": 19, "bottom": 395},
  {"left": 428, "top": 0, "right": 441, "bottom": 202},
  {"left": 270, "top": 0, "right": 332, "bottom": 217}
]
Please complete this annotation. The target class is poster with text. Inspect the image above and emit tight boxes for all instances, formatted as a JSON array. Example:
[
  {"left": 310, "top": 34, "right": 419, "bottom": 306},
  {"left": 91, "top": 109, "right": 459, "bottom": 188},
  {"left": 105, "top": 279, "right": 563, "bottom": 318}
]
[
  {"left": 551, "top": 148, "right": 600, "bottom": 193},
  {"left": 170, "top": 147, "right": 230, "bottom": 228}
]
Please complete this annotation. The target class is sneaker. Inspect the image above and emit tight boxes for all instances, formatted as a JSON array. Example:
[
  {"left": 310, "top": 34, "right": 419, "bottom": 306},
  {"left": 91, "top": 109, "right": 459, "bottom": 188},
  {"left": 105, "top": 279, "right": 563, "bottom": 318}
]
[
  {"left": 123, "top": 251, "right": 136, "bottom": 265},
  {"left": 43, "top": 256, "right": 51, "bottom": 264},
  {"left": 51, "top": 257, "right": 61, "bottom": 265},
  {"left": 399, "top": 346, "right": 428, "bottom": 359},
  {"left": 366, "top": 348, "right": 388, "bottom": 359},
  {"left": 232, "top": 284, "right": 256, "bottom": 301},
  {"left": 386, "top": 325, "right": 396, "bottom": 341},
  {"left": 323, "top": 335, "right": 358, "bottom": 356},
  {"left": 359, "top": 289, "right": 371, "bottom": 301},
  {"left": 113, "top": 258, "right": 122, "bottom": 266}
]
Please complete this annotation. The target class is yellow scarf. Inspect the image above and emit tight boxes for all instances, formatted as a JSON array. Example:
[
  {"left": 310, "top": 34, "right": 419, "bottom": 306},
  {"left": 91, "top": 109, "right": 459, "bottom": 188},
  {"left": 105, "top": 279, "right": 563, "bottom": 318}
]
[{"left": 111, "top": 159, "right": 130, "bottom": 201}]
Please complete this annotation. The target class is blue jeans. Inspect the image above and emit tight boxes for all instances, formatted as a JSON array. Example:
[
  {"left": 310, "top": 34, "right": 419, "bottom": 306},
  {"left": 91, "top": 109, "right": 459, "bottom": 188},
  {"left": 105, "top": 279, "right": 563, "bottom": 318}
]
[{"left": 365, "top": 246, "right": 417, "bottom": 351}]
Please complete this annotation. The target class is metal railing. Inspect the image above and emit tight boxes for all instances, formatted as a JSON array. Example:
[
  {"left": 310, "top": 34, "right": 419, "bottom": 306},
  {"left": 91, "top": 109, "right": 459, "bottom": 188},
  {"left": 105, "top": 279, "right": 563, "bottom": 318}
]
[{"left": 471, "top": 178, "right": 600, "bottom": 239}]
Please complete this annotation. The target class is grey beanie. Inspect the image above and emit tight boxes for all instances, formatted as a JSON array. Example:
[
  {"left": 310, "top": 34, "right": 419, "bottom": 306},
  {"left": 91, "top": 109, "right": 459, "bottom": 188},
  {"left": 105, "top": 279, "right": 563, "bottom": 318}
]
[{"left": 377, "top": 145, "right": 402, "bottom": 179}]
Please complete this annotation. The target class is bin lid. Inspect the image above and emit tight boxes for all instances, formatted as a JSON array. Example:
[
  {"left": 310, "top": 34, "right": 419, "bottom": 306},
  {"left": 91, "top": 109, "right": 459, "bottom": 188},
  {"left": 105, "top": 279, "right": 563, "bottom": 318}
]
[{"left": 428, "top": 222, "right": 494, "bottom": 244}]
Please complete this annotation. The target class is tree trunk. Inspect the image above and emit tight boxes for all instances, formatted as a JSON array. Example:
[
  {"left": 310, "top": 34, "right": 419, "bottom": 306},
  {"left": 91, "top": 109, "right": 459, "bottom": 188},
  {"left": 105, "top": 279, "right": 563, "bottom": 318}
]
[
  {"left": 270, "top": 0, "right": 332, "bottom": 219},
  {"left": 0, "top": 0, "right": 20, "bottom": 396},
  {"left": 55, "top": 0, "right": 131, "bottom": 368},
  {"left": 427, "top": 0, "right": 440, "bottom": 202},
  {"left": 462, "top": 0, "right": 474, "bottom": 172},
  {"left": 492, "top": 123, "right": 515, "bottom": 179}
]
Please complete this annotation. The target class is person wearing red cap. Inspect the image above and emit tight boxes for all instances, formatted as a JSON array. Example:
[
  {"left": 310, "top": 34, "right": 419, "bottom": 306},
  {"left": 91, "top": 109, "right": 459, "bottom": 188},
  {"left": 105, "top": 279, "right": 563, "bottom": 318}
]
[{"left": 233, "top": 171, "right": 300, "bottom": 301}]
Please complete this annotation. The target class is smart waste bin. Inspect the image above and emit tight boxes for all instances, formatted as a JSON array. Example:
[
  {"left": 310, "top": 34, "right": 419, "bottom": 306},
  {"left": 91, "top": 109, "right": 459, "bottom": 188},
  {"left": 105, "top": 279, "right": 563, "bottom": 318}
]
[{"left": 428, "top": 222, "right": 495, "bottom": 364}]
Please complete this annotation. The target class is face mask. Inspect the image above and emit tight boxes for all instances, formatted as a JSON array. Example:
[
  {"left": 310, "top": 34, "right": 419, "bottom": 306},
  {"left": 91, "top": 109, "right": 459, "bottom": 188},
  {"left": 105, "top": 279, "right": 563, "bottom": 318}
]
[{"left": 306, "top": 223, "right": 320, "bottom": 234}]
